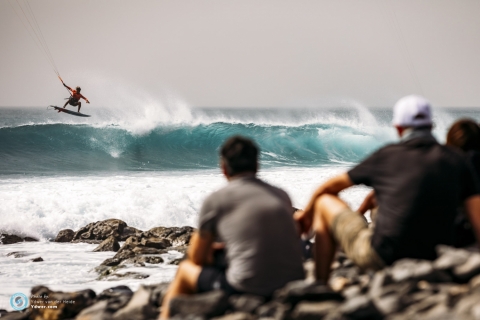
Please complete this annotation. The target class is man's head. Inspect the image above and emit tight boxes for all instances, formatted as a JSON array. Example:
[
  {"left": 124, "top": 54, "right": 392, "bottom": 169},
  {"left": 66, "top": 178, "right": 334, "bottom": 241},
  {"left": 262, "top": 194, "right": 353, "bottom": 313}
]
[
  {"left": 447, "top": 119, "right": 480, "bottom": 152},
  {"left": 76, "top": 86, "right": 81, "bottom": 92},
  {"left": 392, "top": 95, "right": 433, "bottom": 136},
  {"left": 220, "top": 136, "right": 258, "bottom": 178}
]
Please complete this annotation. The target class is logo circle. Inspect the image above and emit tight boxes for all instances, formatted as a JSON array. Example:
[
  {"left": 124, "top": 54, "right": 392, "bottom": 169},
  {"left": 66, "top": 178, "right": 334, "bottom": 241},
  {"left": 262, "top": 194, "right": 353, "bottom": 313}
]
[{"left": 10, "top": 292, "right": 29, "bottom": 311}]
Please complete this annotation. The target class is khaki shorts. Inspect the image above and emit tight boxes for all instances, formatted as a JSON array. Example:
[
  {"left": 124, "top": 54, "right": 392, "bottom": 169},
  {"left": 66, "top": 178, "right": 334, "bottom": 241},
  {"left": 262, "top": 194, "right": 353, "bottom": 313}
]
[{"left": 331, "top": 208, "right": 385, "bottom": 270}]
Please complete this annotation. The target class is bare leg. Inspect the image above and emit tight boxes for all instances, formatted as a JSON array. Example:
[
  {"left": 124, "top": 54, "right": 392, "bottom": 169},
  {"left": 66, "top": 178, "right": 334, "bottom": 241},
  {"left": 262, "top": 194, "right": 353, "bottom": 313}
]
[
  {"left": 160, "top": 260, "right": 202, "bottom": 319},
  {"left": 60, "top": 100, "right": 69, "bottom": 112},
  {"left": 311, "top": 194, "right": 349, "bottom": 282},
  {"left": 77, "top": 102, "right": 82, "bottom": 113}
]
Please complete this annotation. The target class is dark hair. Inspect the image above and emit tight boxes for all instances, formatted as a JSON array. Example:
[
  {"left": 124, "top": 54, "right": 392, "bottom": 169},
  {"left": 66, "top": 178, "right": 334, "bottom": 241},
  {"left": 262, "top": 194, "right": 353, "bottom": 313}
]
[
  {"left": 220, "top": 136, "right": 258, "bottom": 176},
  {"left": 446, "top": 118, "right": 480, "bottom": 152}
]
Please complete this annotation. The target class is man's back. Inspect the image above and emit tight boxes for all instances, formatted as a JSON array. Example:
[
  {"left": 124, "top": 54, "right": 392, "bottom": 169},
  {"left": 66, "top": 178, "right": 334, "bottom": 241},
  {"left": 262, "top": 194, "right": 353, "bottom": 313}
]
[
  {"left": 200, "top": 176, "right": 305, "bottom": 296},
  {"left": 349, "top": 133, "right": 479, "bottom": 264}
]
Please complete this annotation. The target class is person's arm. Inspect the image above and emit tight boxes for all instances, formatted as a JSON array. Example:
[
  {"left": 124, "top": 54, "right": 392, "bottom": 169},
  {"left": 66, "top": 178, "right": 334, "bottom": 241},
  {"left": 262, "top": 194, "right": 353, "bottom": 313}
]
[
  {"left": 187, "top": 230, "right": 215, "bottom": 266},
  {"left": 296, "top": 172, "right": 353, "bottom": 234},
  {"left": 358, "top": 190, "right": 376, "bottom": 215},
  {"left": 80, "top": 94, "right": 90, "bottom": 103},
  {"left": 465, "top": 195, "right": 480, "bottom": 248},
  {"left": 63, "top": 82, "right": 72, "bottom": 92}
]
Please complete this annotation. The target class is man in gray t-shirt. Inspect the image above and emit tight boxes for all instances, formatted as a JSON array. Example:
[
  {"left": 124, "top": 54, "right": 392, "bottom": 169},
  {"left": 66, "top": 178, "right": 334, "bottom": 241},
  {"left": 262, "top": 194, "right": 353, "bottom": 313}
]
[{"left": 160, "top": 136, "right": 304, "bottom": 319}]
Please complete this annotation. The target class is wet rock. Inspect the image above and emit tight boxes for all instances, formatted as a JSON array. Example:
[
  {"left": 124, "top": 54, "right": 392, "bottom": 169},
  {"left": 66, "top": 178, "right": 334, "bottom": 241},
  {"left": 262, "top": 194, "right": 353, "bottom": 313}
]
[
  {"left": 453, "top": 253, "right": 480, "bottom": 282},
  {"left": 145, "top": 226, "right": 195, "bottom": 247},
  {"left": 112, "top": 285, "right": 158, "bottom": 320},
  {"left": 121, "top": 255, "right": 164, "bottom": 266},
  {"left": 93, "top": 236, "right": 120, "bottom": 252},
  {"left": 29, "top": 286, "right": 96, "bottom": 320},
  {"left": 118, "top": 226, "right": 143, "bottom": 241},
  {"left": 274, "top": 280, "right": 344, "bottom": 306},
  {"left": 6, "top": 251, "right": 31, "bottom": 258},
  {"left": 169, "top": 290, "right": 229, "bottom": 318},
  {"left": 103, "top": 272, "right": 149, "bottom": 281},
  {"left": 30, "top": 257, "right": 43, "bottom": 262},
  {"left": 291, "top": 301, "right": 341, "bottom": 320},
  {"left": 54, "top": 229, "right": 75, "bottom": 242},
  {"left": 0, "top": 233, "right": 38, "bottom": 245},
  {"left": 229, "top": 294, "right": 265, "bottom": 313},
  {"left": 132, "top": 246, "right": 167, "bottom": 255},
  {"left": 73, "top": 219, "right": 127, "bottom": 242},
  {"left": 140, "top": 237, "right": 171, "bottom": 249}
]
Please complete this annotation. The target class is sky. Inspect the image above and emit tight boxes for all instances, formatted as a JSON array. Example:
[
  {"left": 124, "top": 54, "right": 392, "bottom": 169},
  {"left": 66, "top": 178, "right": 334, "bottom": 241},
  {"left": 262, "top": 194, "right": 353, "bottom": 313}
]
[{"left": 1, "top": 0, "right": 480, "bottom": 108}]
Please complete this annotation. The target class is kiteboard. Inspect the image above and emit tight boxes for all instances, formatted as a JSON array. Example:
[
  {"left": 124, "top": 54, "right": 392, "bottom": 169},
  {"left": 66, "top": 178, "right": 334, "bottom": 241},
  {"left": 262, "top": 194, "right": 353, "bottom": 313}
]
[{"left": 50, "top": 106, "right": 91, "bottom": 117}]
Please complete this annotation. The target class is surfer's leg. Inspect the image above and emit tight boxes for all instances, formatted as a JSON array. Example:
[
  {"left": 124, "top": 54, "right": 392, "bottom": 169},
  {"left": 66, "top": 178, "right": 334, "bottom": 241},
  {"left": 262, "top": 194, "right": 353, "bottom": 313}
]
[
  {"left": 63, "top": 100, "right": 69, "bottom": 108},
  {"left": 78, "top": 102, "right": 81, "bottom": 113}
]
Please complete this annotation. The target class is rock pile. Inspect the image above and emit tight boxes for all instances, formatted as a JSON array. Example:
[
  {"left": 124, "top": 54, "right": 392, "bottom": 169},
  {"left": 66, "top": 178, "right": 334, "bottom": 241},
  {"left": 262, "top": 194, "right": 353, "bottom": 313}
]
[
  {"left": 0, "top": 233, "right": 38, "bottom": 245},
  {"left": 2, "top": 245, "right": 480, "bottom": 320}
]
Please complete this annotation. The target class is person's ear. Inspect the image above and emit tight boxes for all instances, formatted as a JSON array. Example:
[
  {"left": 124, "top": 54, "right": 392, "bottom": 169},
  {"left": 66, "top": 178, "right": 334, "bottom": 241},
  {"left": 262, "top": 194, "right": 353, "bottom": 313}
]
[{"left": 220, "top": 160, "right": 229, "bottom": 179}]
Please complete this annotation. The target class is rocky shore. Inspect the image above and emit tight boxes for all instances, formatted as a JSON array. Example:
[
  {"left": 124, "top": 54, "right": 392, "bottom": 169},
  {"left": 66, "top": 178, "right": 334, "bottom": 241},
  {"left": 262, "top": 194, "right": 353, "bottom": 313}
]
[{"left": 1, "top": 219, "right": 480, "bottom": 319}]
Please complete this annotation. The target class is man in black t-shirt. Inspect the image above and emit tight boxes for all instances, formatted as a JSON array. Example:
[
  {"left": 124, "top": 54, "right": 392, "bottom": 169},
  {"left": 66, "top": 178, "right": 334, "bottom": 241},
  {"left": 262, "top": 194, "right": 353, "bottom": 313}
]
[{"left": 296, "top": 95, "right": 480, "bottom": 282}]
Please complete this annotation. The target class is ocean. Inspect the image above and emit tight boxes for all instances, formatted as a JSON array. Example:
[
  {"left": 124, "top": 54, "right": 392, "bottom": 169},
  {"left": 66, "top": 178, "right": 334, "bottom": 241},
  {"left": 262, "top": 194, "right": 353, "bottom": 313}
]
[{"left": 0, "top": 104, "right": 479, "bottom": 310}]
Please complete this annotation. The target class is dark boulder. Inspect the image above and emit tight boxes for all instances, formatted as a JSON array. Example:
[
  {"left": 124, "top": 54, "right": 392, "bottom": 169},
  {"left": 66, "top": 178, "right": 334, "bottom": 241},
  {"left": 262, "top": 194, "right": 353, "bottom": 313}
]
[
  {"left": 0, "top": 233, "right": 38, "bottom": 245},
  {"left": 54, "top": 229, "right": 75, "bottom": 242},
  {"left": 112, "top": 285, "right": 158, "bottom": 320},
  {"left": 169, "top": 290, "right": 229, "bottom": 318},
  {"left": 29, "top": 286, "right": 96, "bottom": 320},
  {"left": 118, "top": 226, "right": 143, "bottom": 241},
  {"left": 93, "top": 236, "right": 120, "bottom": 252},
  {"left": 73, "top": 219, "right": 127, "bottom": 242}
]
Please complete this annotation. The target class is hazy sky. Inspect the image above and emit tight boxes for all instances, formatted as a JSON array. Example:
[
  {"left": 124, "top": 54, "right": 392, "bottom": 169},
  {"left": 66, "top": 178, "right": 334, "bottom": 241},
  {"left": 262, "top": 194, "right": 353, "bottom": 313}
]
[{"left": 1, "top": 0, "right": 480, "bottom": 108}]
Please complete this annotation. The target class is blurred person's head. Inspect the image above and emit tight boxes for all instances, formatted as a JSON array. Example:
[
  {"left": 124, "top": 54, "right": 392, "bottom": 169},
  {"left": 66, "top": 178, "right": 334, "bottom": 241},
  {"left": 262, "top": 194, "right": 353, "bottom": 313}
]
[
  {"left": 220, "top": 136, "right": 258, "bottom": 178},
  {"left": 446, "top": 119, "right": 480, "bottom": 152},
  {"left": 392, "top": 95, "right": 433, "bottom": 137}
]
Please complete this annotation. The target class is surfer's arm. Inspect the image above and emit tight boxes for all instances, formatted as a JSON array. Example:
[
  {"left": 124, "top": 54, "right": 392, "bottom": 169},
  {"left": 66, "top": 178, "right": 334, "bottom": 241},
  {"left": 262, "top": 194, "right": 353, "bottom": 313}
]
[
  {"left": 63, "top": 83, "right": 72, "bottom": 91},
  {"left": 80, "top": 94, "right": 90, "bottom": 103}
]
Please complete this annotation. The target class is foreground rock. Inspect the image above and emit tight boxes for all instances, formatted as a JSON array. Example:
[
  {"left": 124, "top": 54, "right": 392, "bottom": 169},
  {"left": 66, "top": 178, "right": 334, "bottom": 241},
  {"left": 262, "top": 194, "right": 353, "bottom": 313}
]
[
  {"left": 0, "top": 233, "right": 38, "bottom": 245},
  {"left": 2, "top": 246, "right": 480, "bottom": 319}
]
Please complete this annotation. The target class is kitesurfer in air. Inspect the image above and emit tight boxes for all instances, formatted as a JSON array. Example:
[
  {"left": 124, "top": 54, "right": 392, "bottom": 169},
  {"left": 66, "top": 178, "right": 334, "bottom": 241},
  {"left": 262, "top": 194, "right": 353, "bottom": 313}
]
[{"left": 60, "top": 81, "right": 90, "bottom": 113}]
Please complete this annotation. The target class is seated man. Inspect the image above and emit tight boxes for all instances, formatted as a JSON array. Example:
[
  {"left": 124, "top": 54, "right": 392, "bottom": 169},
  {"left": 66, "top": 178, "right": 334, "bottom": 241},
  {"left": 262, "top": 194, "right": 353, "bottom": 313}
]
[
  {"left": 296, "top": 95, "right": 480, "bottom": 282},
  {"left": 160, "top": 136, "right": 305, "bottom": 319}
]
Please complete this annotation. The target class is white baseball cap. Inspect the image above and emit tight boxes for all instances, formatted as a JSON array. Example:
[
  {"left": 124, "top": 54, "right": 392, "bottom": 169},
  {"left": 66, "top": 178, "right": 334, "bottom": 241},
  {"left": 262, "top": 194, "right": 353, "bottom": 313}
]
[{"left": 392, "top": 95, "right": 432, "bottom": 127}]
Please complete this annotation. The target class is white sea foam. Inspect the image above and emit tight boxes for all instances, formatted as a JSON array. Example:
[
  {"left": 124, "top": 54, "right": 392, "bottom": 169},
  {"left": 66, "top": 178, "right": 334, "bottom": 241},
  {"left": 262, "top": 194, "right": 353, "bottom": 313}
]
[{"left": 0, "top": 167, "right": 371, "bottom": 309}]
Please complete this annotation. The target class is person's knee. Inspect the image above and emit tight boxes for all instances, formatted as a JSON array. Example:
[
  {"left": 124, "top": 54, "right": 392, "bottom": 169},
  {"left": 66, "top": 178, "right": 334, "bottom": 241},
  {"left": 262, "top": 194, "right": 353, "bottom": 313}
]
[
  {"left": 315, "top": 194, "right": 349, "bottom": 225},
  {"left": 176, "top": 260, "right": 202, "bottom": 288}
]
